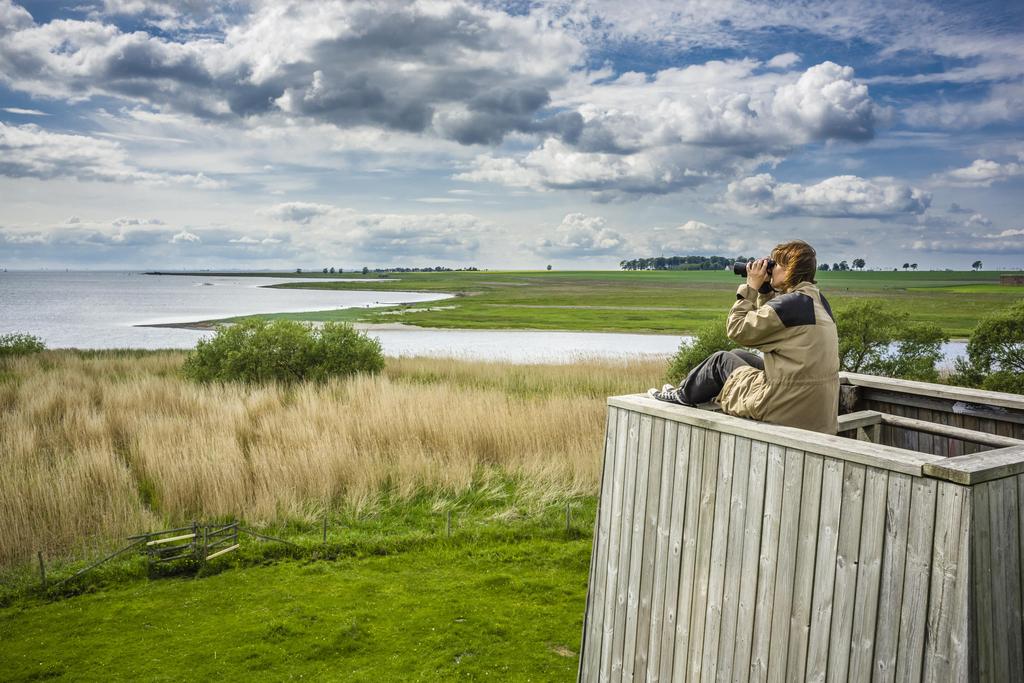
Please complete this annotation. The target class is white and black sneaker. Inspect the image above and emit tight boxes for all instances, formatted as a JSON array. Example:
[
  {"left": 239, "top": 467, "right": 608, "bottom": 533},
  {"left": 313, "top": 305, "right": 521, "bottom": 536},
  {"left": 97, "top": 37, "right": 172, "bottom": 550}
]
[{"left": 648, "top": 384, "right": 686, "bottom": 404}]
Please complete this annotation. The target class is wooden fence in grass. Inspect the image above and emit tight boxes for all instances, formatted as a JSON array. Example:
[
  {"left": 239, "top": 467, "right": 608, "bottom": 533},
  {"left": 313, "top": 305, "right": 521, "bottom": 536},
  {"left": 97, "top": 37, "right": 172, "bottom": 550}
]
[{"left": 578, "top": 373, "right": 1024, "bottom": 682}]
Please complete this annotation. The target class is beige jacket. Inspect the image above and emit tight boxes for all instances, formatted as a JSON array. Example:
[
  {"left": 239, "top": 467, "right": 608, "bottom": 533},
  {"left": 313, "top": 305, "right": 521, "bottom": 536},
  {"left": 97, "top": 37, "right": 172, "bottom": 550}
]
[{"left": 715, "top": 281, "right": 840, "bottom": 434}]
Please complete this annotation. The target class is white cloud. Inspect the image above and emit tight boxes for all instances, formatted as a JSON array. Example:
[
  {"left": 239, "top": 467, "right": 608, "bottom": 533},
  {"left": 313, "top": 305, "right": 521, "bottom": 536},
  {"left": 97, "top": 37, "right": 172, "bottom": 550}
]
[
  {"left": 0, "top": 122, "right": 224, "bottom": 187},
  {"left": 2, "top": 106, "right": 48, "bottom": 115},
  {"left": 985, "top": 228, "right": 1024, "bottom": 239},
  {"left": 766, "top": 52, "right": 801, "bottom": 69},
  {"left": 228, "top": 235, "right": 284, "bottom": 245},
  {"left": 904, "top": 82, "right": 1024, "bottom": 129},
  {"left": 935, "top": 158, "right": 1024, "bottom": 187},
  {"left": 724, "top": 174, "right": 931, "bottom": 218},
  {"left": 461, "top": 60, "right": 881, "bottom": 198},
  {"left": 170, "top": 230, "right": 200, "bottom": 243},
  {"left": 261, "top": 202, "right": 339, "bottom": 224},
  {"left": 771, "top": 62, "right": 879, "bottom": 141},
  {"left": 908, "top": 232, "right": 1024, "bottom": 255},
  {"left": 965, "top": 213, "right": 992, "bottom": 230},
  {"left": 343, "top": 213, "right": 483, "bottom": 260},
  {"left": 112, "top": 216, "right": 164, "bottom": 227},
  {"left": 643, "top": 219, "right": 754, "bottom": 257},
  {"left": 257, "top": 201, "right": 488, "bottom": 260},
  {"left": 0, "top": 1, "right": 583, "bottom": 146},
  {"left": 458, "top": 138, "right": 716, "bottom": 196},
  {"left": 532, "top": 213, "right": 627, "bottom": 257}
]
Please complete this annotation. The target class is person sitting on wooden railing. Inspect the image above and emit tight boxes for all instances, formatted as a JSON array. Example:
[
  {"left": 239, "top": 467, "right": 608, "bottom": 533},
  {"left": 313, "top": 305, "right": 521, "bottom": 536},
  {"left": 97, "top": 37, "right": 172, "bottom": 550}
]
[{"left": 649, "top": 240, "right": 840, "bottom": 434}]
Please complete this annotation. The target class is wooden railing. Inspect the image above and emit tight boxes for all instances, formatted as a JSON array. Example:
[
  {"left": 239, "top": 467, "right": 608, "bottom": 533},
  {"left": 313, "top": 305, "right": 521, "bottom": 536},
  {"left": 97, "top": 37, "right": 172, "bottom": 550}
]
[{"left": 579, "top": 381, "right": 1024, "bottom": 682}]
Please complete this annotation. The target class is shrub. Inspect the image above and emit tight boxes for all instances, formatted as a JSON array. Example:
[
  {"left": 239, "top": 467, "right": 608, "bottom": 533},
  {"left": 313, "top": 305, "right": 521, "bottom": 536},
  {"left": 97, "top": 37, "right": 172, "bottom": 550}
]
[
  {"left": 0, "top": 332, "right": 46, "bottom": 359},
  {"left": 666, "top": 316, "right": 742, "bottom": 383},
  {"left": 950, "top": 300, "right": 1024, "bottom": 394},
  {"left": 868, "top": 322, "right": 948, "bottom": 382},
  {"left": 836, "top": 299, "right": 948, "bottom": 381},
  {"left": 182, "top": 319, "right": 384, "bottom": 384}
]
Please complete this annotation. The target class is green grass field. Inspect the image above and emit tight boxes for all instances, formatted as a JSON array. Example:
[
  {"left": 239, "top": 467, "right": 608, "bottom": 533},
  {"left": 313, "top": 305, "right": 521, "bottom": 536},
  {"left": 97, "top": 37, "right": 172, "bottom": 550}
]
[
  {"left": 175, "top": 269, "right": 1024, "bottom": 338},
  {"left": 1, "top": 495, "right": 594, "bottom": 681}
]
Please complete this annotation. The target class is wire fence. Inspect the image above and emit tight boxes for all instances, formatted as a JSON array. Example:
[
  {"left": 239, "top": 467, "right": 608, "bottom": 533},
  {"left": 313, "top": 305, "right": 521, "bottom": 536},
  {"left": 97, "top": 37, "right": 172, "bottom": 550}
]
[{"left": 26, "top": 500, "right": 593, "bottom": 599}]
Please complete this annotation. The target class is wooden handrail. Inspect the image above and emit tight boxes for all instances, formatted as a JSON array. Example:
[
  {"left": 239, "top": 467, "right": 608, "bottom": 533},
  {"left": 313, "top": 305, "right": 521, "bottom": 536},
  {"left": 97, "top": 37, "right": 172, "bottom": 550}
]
[
  {"left": 608, "top": 395, "right": 943, "bottom": 476},
  {"left": 840, "top": 372, "right": 1024, "bottom": 412}
]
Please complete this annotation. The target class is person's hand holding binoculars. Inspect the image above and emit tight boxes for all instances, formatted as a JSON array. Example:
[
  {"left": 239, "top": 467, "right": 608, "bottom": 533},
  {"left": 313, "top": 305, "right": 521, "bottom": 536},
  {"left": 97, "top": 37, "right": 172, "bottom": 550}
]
[{"left": 746, "top": 258, "right": 771, "bottom": 290}]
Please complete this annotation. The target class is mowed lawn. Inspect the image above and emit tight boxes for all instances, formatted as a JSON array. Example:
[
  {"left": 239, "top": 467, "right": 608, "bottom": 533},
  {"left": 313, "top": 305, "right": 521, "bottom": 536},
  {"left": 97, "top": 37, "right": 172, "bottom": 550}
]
[
  {"left": 0, "top": 534, "right": 590, "bottom": 682},
  {"left": 178, "top": 268, "right": 1024, "bottom": 337}
]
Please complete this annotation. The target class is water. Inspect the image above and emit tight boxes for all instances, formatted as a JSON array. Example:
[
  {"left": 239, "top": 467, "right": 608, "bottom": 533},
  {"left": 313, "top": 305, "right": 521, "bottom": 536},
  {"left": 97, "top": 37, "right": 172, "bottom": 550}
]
[
  {"left": 0, "top": 271, "right": 448, "bottom": 349},
  {"left": 0, "top": 271, "right": 968, "bottom": 365}
]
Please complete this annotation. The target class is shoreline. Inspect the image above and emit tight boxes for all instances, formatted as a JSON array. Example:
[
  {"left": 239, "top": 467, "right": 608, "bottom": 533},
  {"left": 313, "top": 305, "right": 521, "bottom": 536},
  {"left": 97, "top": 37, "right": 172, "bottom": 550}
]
[{"left": 135, "top": 317, "right": 970, "bottom": 343}]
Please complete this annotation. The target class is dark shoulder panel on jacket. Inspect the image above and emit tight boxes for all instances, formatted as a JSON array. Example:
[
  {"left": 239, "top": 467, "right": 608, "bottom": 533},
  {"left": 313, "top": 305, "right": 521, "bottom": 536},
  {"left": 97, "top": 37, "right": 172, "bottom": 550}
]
[
  {"left": 766, "top": 292, "right": 816, "bottom": 327},
  {"left": 819, "top": 293, "right": 835, "bottom": 322}
]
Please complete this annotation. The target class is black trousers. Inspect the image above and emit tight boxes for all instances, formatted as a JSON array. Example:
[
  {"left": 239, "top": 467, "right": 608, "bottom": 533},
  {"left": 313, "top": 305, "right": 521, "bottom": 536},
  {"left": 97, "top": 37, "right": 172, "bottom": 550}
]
[{"left": 678, "top": 350, "right": 765, "bottom": 405}]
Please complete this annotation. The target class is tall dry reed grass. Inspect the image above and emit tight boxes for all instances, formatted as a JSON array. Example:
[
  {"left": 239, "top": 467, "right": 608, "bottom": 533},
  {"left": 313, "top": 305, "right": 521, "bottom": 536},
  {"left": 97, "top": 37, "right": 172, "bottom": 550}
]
[{"left": 0, "top": 351, "right": 664, "bottom": 567}]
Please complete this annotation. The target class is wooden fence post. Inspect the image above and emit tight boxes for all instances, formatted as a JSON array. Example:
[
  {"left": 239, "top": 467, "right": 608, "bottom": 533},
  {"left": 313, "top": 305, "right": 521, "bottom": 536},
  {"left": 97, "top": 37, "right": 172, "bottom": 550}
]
[
  {"left": 37, "top": 551, "right": 46, "bottom": 589},
  {"left": 322, "top": 513, "right": 328, "bottom": 544}
]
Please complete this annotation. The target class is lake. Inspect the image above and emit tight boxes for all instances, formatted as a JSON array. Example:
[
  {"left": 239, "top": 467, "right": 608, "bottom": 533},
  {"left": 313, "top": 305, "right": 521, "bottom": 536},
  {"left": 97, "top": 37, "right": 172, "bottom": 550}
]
[
  {"left": 0, "top": 271, "right": 447, "bottom": 349},
  {"left": 0, "top": 271, "right": 967, "bottom": 365}
]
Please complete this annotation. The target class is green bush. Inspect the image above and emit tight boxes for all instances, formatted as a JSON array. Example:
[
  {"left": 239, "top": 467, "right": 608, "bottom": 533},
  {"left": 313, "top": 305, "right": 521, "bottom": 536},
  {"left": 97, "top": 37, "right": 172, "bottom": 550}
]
[
  {"left": 666, "top": 316, "right": 742, "bottom": 383},
  {"left": 836, "top": 300, "right": 948, "bottom": 381},
  {"left": 182, "top": 319, "right": 384, "bottom": 384},
  {"left": 950, "top": 300, "right": 1024, "bottom": 394},
  {"left": 0, "top": 333, "right": 46, "bottom": 359}
]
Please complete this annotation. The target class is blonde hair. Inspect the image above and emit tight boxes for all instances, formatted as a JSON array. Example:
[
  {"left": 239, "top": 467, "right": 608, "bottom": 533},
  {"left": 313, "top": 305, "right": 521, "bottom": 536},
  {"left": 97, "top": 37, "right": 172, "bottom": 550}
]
[{"left": 771, "top": 240, "right": 817, "bottom": 291}]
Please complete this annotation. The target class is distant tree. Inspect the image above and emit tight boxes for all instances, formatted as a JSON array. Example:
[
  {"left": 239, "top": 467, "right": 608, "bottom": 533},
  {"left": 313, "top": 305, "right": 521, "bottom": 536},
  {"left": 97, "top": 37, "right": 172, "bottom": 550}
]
[
  {"left": 329, "top": 267, "right": 336, "bottom": 274},
  {"left": 833, "top": 262, "right": 840, "bottom": 271},
  {"left": 818, "top": 263, "right": 830, "bottom": 271},
  {"left": 972, "top": 260, "right": 983, "bottom": 271},
  {"left": 853, "top": 258, "right": 866, "bottom": 270},
  {"left": 362, "top": 266, "right": 369, "bottom": 275},
  {"left": 296, "top": 268, "right": 302, "bottom": 273},
  {"left": 322, "top": 267, "right": 328, "bottom": 273},
  {"left": 546, "top": 264, "right": 552, "bottom": 271},
  {"left": 911, "top": 263, "right": 918, "bottom": 271},
  {"left": 838, "top": 260, "right": 850, "bottom": 271},
  {"left": 902, "top": 263, "right": 910, "bottom": 270}
]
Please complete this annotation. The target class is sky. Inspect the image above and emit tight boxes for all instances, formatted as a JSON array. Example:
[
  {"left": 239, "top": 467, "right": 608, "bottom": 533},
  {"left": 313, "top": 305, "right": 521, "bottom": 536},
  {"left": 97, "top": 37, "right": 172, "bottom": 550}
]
[{"left": 1, "top": 0, "right": 1023, "bottom": 271}]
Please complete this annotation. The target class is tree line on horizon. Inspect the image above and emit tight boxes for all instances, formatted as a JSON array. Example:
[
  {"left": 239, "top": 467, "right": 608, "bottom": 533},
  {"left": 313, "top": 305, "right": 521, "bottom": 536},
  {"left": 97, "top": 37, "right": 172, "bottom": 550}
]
[
  {"left": 620, "top": 255, "right": 988, "bottom": 272},
  {"left": 298, "top": 266, "right": 481, "bottom": 274}
]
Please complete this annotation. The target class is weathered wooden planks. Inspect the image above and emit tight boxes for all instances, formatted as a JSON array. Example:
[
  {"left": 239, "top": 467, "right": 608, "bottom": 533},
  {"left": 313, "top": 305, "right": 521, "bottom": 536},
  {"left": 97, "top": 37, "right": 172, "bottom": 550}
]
[
  {"left": 847, "top": 467, "right": 889, "bottom": 682},
  {"left": 826, "top": 462, "right": 866, "bottom": 682},
  {"left": 805, "top": 456, "right": 844, "bottom": 682},
  {"left": 786, "top": 453, "right": 823, "bottom": 683},
  {"left": 732, "top": 439, "right": 769, "bottom": 680},
  {"left": 985, "top": 475, "right": 1024, "bottom": 679},
  {"left": 894, "top": 477, "right": 938, "bottom": 682},
  {"left": 766, "top": 447, "right": 804, "bottom": 683},
  {"left": 644, "top": 420, "right": 678, "bottom": 682},
  {"left": 579, "top": 406, "right": 619, "bottom": 682},
  {"left": 581, "top": 396, "right": 1024, "bottom": 683},
  {"left": 922, "top": 481, "right": 969, "bottom": 682},
  {"left": 715, "top": 436, "right": 752, "bottom": 683}
]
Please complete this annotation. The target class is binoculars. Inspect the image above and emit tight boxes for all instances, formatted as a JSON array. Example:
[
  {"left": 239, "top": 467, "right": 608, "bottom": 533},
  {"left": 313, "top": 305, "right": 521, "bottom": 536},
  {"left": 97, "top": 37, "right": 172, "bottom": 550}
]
[{"left": 732, "top": 259, "right": 775, "bottom": 277}]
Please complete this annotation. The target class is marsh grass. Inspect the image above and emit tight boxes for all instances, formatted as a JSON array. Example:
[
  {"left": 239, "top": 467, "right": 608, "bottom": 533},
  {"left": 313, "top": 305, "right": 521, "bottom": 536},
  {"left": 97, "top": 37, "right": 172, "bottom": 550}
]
[{"left": 0, "top": 351, "right": 663, "bottom": 569}]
